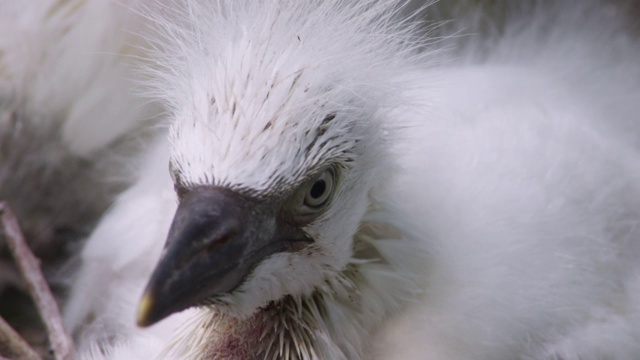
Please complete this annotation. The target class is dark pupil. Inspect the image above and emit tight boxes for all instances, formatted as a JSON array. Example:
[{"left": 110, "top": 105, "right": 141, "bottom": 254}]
[{"left": 310, "top": 179, "right": 326, "bottom": 199}]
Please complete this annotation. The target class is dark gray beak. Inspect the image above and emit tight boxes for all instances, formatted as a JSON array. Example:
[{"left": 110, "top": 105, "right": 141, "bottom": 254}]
[{"left": 136, "top": 186, "right": 311, "bottom": 327}]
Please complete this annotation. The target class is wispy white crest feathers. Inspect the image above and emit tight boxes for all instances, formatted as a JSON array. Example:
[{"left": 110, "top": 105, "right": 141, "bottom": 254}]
[{"left": 145, "top": 0, "right": 433, "bottom": 192}]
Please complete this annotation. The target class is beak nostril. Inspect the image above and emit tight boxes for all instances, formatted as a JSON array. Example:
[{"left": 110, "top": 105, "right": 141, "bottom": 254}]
[{"left": 205, "top": 231, "right": 236, "bottom": 254}]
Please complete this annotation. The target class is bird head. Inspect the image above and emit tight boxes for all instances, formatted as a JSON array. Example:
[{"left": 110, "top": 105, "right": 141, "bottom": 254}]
[{"left": 136, "top": 0, "right": 427, "bottom": 330}]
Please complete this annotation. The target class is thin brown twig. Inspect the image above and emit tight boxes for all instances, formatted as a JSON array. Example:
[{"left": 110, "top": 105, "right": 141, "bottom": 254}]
[
  {"left": 0, "top": 202, "right": 75, "bottom": 360},
  {"left": 0, "top": 316, "right": 41, "bottom": 360}
]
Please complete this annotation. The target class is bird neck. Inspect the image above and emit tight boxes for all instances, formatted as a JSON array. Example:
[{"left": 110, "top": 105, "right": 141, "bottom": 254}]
[{"left": 168, "top": 200, "right": 426, "bottom": 360}]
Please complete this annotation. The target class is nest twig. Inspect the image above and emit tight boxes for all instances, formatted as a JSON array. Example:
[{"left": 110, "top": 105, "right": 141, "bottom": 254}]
[
  {"left": 0, "top": 315, "right": 40, "bottom": 360},
  {"left": 0, "top": 202, "right": 75, "bottom": 360}
]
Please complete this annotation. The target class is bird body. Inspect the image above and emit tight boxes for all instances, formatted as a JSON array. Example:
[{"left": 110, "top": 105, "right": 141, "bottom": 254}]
[
  {"left": 53, "top": 1, "right": 640, "bottom": 359},
  {"left": 376, "top": 64, "right": 640, "bottom": 359}
]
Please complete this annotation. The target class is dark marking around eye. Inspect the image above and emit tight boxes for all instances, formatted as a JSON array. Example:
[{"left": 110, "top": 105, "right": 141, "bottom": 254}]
[
  {"left": 290, "top": 71, "right": 303, "bottom": 92},
  {"left": 318, "top": 137, "right": 337, "bottom": 149},
  {"left": 322, "top": 113, "right": 336, "bottom": 125},
  {"left": 317, "top": 113, "right": 336, "bottom": 136},
  {"left": 301, "top": 113, "right": 341, "bottom": 154}
]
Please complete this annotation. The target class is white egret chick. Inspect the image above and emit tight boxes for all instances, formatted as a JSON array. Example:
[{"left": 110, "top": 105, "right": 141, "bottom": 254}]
[{"left": 66, "top": 1, "right": 640, "bottom": 359}]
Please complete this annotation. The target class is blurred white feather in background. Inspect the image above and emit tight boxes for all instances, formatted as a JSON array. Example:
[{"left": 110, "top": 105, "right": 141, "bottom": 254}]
[{"left": 0, "top": 0, "right": 161, "bottom": 288}]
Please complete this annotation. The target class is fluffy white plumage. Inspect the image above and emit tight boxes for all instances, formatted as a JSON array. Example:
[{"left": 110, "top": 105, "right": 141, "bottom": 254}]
[
  {"left": 3, "top": 0, "right": 640, "bottom": 359},
  {"left": 0, "top": 0, "right": 160, "bottom": 153},
  {"left": 0, "top": 0, "right": 162, "bottom": 254}
]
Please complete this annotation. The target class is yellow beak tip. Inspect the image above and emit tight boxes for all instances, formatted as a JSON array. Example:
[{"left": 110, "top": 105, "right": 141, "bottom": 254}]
[{"left": 136, "top": 293, "right": 154, "bottom": 327}]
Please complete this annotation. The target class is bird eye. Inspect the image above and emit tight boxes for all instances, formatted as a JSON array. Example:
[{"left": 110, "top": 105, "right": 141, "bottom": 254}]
[{"left": 303, "top": 169, "right": 335, "bottom": 209}]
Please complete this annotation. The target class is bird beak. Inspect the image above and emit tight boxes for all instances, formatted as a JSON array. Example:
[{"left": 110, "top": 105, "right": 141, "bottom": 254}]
[{"left": 136, "top": 186, "right": 311, "bottom": 327}]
